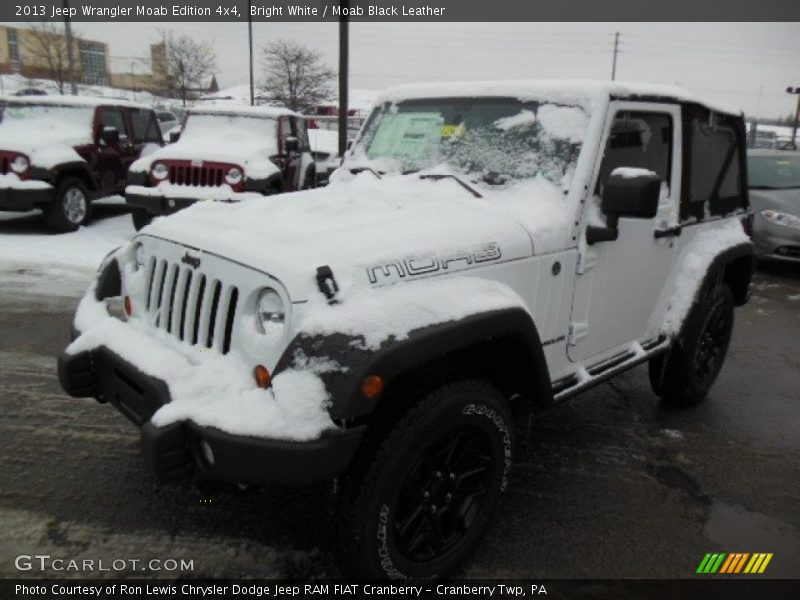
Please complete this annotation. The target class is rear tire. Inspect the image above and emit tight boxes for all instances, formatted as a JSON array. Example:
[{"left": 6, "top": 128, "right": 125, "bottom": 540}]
[
  {"left": 335, "top": 379, "right": 514, "bottom": 579},
  {"left": 649, "top": 284, "right": 734, "bottom": 406},
  {"left": 131, "top": 208, "right": 153, "bottom": 231},
  {"left": 43, "top": 177, "right": 90, "bottom": 233}
]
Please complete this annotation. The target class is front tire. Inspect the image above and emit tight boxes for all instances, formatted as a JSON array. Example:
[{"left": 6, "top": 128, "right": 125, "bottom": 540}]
[
  {"left": 649, "top": 284, "right": 735, "bottom": 406},
  {"left": 336, "top": 379, "right": 514, "bottom": 579},
  {"left": 43, "top": 177, "right": 90, "bottom": 233}
]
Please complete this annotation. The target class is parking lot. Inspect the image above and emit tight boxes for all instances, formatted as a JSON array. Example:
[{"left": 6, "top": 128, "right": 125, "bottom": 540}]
[{"left": 1, "top": 211, "right": 798, "bottom": 579}]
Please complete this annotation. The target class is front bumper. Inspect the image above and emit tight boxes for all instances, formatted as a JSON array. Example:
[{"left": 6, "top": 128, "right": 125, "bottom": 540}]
[
  {"left": 0, "top": 185, "right": 54, "bottom": 211},
  {"left": 126, "top": 192, "right": 197, "bottom": 217},
  {"left": 57, "top": 345, "right": 365, "bottom": 485},
  {"left": 752, "top": 219, "right": 800, "bottom": 262}
]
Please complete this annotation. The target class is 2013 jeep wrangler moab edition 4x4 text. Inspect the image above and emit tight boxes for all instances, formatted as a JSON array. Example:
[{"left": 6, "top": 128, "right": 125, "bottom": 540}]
[
  {"left": 125, "top": 106, "right": 316, "bottom": 230},
  {"left": 59, "top": 81, "right": 754, "bottom": 579},
  {"left": 0, "top": 96, "right": 163, "bottom": 232}
]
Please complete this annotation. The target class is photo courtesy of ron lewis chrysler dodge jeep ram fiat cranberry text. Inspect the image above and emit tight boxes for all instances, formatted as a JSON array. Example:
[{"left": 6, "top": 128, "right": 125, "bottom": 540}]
[
  {"left": 0, "top": 96, "right": 162, "bottom": 232},
  {"left": 58, "top": 80, "right": 754, "bottom": 579}
]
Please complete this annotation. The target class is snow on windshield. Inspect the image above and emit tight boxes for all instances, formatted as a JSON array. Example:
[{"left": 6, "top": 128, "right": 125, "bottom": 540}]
[
  {"left": 181, "top": 113, "right": 277, "bottom": 149},
  {"left": 0, "top": 103, "right": 94, "bottom": 145},
  {"left": 351, "top": 98, "right": 586, "bottom": 185}
]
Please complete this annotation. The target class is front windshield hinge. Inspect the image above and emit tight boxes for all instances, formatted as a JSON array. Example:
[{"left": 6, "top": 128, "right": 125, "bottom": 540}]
[{"left": 419, "top": 174, "right": 483, "bottom": 198}]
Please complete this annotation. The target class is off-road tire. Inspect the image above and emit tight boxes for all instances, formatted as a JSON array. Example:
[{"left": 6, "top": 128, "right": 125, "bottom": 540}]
[
  {"left": 335, "top": 379, "right": 514, "bottom": 579},
  {"left": 649, "top": 284, "right": 735, "bottom": 406},
  {"left": 302, "top": 167, "right": 317, "bottom": 190},
  {"left": 131, "top": 208, "right": 153, "bottom": 231},
  {"left": 43, "top": 177, "right": 91, "bottom": 233}
]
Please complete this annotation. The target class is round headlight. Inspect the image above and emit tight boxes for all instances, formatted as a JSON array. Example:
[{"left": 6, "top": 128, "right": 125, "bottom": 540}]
[
  {"left": 225, "top": 167, "right": 243, "bottom": 186},
  {"left": 10, "top": 154, "right": 29, "bottom": 174},
  {"left": 151, "top": 162, "right": 168, "bottom": 180},
  {"left": 256, "top": 288, "right": 285, "bottom": 335}
]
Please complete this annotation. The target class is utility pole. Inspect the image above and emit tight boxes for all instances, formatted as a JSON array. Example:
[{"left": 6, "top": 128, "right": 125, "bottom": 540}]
[
  {"left": 788, "top": 86, "right": 800, "bottom": 150},
  {"left": 63, "top": 0, "right": 78, "bottom": 95},
  {"left": 338, "top": 1, "right": 349, "bottom": 157},
  {"left": 248, "top": 0, "right": 254, "bottom": 106},
  {"left": 611, "top": 32, "right": 620, "bottom": 81}
]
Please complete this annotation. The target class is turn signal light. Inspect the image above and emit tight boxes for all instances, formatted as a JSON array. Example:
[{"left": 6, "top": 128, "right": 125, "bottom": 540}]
[
  {"left": 361, "top": 375, "right": 384, "bottom": 399},
  {"left": 123, "top": 295, "right": 132, "bottom": 316},
  {"left": 254, "top": 365, "right": 272, "bottom": 389}
]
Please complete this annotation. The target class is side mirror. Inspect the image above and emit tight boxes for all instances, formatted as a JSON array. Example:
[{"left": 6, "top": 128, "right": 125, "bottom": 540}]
[
  {"left": 101, "top": 126, "right": 120, "bottom": 146},
  {"left": 586, "top": 170, "right": 661, "bottom": 245},
  {"left": 601, "top": 170, "right": 661, "bottom": 219},
  {"left": 168, "top": 130, "right": 181, "bottom": 144},
  {"left": 284, "top": 135, "right": 300, "bottom": 154}
]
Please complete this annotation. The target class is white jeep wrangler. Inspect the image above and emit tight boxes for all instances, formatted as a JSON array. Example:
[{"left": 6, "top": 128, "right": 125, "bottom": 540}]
[{"left": 59, "top": 81, "right": 754, "bottom": 579}]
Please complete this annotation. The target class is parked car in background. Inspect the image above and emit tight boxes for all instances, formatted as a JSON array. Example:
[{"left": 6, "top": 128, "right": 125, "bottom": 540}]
[
  {"left": 13, "top": 88, "right": 48, "bottom": 96},
  {"left": 0, "top": 96, "right": 163, "bottom": 231},
  {"left": 125, "top": 106, "right": 316, "bottom": 230},
  {"left": 752, "top": 129, "right": 778, "bottom": 149},
  {"left": 775, "top": 135, "right": 797, "bottom": 151},
  {"left": 747, "top": 149, "right": 800, "bottom": 262}
]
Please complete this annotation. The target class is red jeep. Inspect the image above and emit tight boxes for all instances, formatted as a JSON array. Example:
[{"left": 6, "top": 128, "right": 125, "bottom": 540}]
[{"left": 0, "top": 96, "right": 163, "bottom": 232}]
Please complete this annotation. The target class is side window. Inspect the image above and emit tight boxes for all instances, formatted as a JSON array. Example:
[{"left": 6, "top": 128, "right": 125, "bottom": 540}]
[
  {"left": 99, "top": 108, "right": 129, "bottom": 140},
  {"left": 682, "top": 106, "right": 744, "bottom": 222},
  {"left": 596, "top": 111, "right": 673, "bottom": 195},
  {"left": 130, "top": 109, "right": 162, "bottom": 144},
  {"left": 295, "top": 118, "right": 309, "bottom": 150}
]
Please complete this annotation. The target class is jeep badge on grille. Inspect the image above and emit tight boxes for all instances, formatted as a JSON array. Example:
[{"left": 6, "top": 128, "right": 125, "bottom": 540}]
[{"left": 181, "top": 252, "right": 201, "bottom": 269}]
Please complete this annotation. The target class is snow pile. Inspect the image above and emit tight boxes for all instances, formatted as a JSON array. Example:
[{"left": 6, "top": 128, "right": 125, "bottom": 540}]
[
  {"left": 0, "top": 212, "right": 134, "bottom": 276},
  {"left": 662, "top": 219, "right": 751, "bottom": 335},
  {"left": 0, "top": 173, "right": 52, "bottom": 190},
  {"left": 68, "top": 284, "right": 336, "bottom": 441},
  {"left": 299, "top": 276, "right": 528, "bottom": 350},
  {"left": 611, "top": 167, "right": 657, "bottom": 179},
  {"left": 536, "top": 104, "right": 590, "bottom": 144},
  {"left": 494, "top": 109, "right": 537, "bottom": 131}
]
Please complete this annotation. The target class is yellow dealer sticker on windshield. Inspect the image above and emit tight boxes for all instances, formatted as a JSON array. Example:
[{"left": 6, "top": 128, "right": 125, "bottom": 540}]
[{"left": 441, "top": 124, "right": 466, "bottom": 138}]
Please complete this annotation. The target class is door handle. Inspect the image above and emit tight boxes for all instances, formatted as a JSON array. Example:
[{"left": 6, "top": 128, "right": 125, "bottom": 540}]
[{"left": 654, "top": 225, "right": 682, "bottom": 239}]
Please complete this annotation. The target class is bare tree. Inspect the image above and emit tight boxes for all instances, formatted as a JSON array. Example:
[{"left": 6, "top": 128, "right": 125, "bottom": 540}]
[
  {"left": 260, "top": 40, "right": 334, "bottom": 112},
  {"left": 152, "top": 31, "right": 217, "bottom": 105},
  {"left": 24, "top": 23, "right": 80, "bottom": 94}
]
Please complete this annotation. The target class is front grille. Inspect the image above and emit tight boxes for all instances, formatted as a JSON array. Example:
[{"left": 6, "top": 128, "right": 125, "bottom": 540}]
[
  {"left": 167, "top": 163, "right": 225, "bottom": 187},
  {"left": 142, "top": 257, "right": 239, "bottom": 354}
]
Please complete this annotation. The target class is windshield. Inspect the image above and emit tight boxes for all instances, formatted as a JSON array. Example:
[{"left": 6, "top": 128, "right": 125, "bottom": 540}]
[
  {"left": 748, "top": 154, "right": 800, "bottom": 189},
  {"left": 0, "top": 103, "right": 94, "bottom": 144},
  {"left": 351, "top": 97, "right": 587, "bottom": 185},
  {"left": 182, "top": 113, "right": 277, "bottom": 147}
]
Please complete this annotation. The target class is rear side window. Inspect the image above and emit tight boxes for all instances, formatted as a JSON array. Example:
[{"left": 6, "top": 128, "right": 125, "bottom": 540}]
[
  {"left": 596, "top": 111, "right": 673, "bottom": 195},
  {"left": 681, "top": 105, "right": 746, "bottom": 222},
  {"left": 130, "top": 109, "right": 162, "bottom": 144}
]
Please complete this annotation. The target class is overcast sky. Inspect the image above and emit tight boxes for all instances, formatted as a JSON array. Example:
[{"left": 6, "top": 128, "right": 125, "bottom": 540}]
[{"left": 12, "top": 21, "right": 800, "bottom": 118}]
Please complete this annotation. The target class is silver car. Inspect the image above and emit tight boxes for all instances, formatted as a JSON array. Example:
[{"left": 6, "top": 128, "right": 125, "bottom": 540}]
[{"left": 748, "top": 150, "right": 800, "bottom": 262}]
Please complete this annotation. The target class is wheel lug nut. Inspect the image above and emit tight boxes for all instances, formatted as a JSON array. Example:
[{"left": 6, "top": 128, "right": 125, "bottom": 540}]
[
  {"left": 430, "top": 505, "right": 437, "bottom": 513},
  {"left": 449, "top": 472, "right": 456, "bottom": 480},
  {"left": 423, "top": 491, "right": 430, "bottom": 499},
  {"left": 435, "top": 471, "right": 442, "bottom": 478},
  {"left": 445, "top": 493, "right": 452, "bottom": 502}
]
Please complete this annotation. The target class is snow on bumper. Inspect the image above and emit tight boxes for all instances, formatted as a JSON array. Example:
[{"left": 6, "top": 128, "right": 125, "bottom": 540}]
[
  {"left": 0, "top": 173, "right": 53, "bottom": 210},
  {"left": 126, "top": 183, "right": 263, "bottom": 211},
  {"left": 58, "top": 287, "right": 363, "bottom": 484}
]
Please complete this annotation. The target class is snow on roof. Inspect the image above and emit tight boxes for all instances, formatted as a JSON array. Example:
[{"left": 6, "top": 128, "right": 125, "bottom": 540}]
[
  {"left": 189, "top": 104, "right": 299, "bottom": 119},
  {"left": 0, "top": 94, "right": 153, "bottom": 110},
  {"left": 375, "top": 80, "right": 743, "bottom": 116}
]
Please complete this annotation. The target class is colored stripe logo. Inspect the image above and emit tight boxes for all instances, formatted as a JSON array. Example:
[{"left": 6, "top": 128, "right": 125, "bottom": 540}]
[{"left": 697, "top": 552, "right": 773, "bottom": 574}]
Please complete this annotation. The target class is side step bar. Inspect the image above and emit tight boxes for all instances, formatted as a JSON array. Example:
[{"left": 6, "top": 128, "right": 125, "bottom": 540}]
[{"left": 552, "top": 338, "right": 669, "bottom": 403}]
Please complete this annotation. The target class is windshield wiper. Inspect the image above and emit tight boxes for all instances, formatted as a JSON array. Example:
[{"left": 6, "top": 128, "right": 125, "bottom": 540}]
[
  {"left": 419, "top": 174, "right": 483, "bottom": 198},
  {"left": 350, "top": 167, "right": 382, "bottom": 179}
]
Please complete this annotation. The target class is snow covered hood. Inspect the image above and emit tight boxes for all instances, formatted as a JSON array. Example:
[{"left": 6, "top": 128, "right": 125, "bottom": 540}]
[{"left": 141, "top": 173, "right": 572, "bottom": 299}]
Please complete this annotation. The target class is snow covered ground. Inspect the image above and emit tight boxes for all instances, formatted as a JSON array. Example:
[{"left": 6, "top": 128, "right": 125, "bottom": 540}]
[{"left": 0, "top": 204, "right": 134, "bottom": 284}]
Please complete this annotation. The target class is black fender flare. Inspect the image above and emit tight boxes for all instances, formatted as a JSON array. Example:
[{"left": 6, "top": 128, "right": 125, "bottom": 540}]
[
  {"left": 245, "top": 173, "right": 283, "bottom": 194},
  {"left": 673, "top": 240, "right": 754, "bottom": 341},
  {"left": 274, "top": 307, "right": 553, "bottom": 421},
  {"left": 50, "top": 161, "right": 97, "bottom": 192}
]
